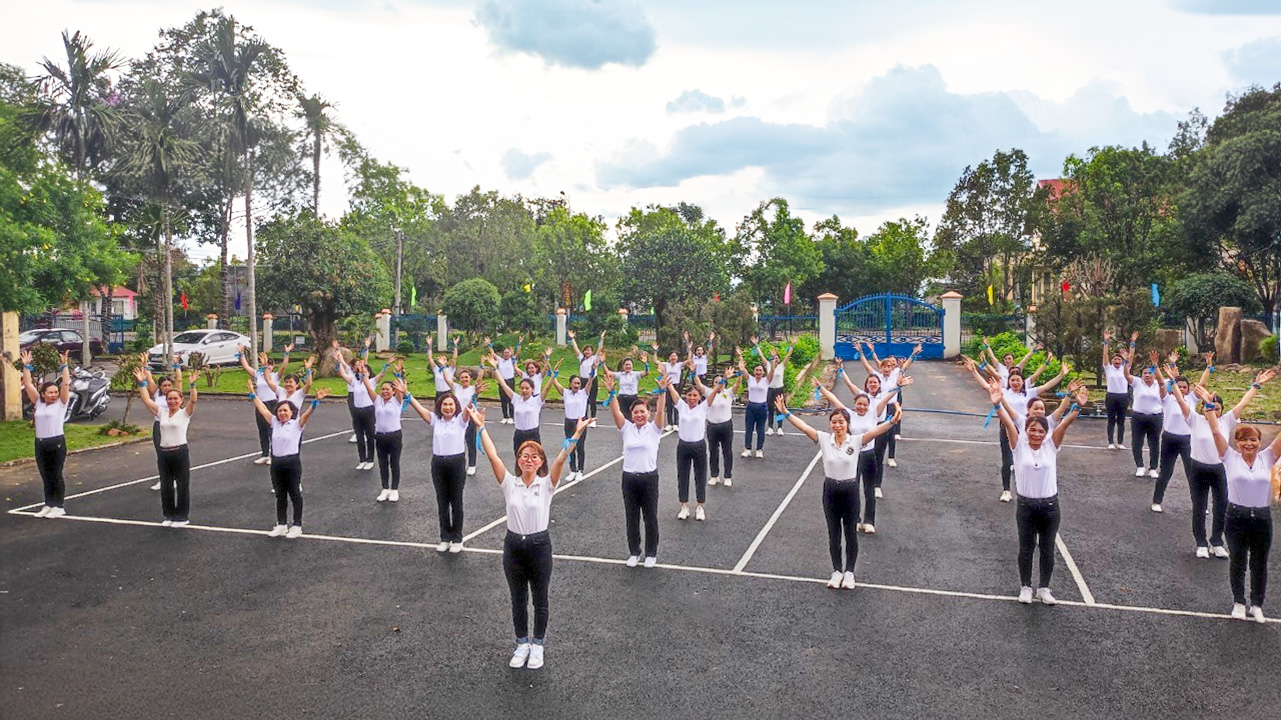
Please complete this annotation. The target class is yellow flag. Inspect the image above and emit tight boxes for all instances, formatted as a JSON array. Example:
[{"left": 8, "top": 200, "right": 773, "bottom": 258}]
[
  {"left": 522, "top": 283, "right": 532, "bottom": 293},
  {"left": 987, "top": 284, "right": 994, "bottom": 306}
]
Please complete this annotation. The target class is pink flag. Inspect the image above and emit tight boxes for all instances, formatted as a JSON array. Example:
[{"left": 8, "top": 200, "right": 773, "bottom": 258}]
[{"left": 783, "top": 282, "right": 792, "bottom": 305}]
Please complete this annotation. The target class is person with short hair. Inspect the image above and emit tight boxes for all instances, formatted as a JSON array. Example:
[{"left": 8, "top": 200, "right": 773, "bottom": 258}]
[
  {"left": 601, "top": 371, "right": 670, "bottom": 568},
  {"left": 402, "top": 380, "right": 475, "bottom": 553},
  {"left": 249, "top": 380, "right": 330, "bottom": 538},
  {"left": 134, "top": 365, "right": 199, "bottom": 526},
  {"left": 20, "top": 350, "right": 71, "bottom": 518}
]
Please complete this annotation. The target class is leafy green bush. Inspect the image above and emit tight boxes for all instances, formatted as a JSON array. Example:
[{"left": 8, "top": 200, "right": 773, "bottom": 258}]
[
  {"left": 443, "top": 278, "right": 501, "bottom": 332},
  {"left": 962, "top": 331, "right": 1079, "bottom": 386},
  {"left": 396, "top": 339, "right": 416, "bottom": 355},
  {"left": 1260, "top": 335, "right": 1279, "bottom": 365},
  {"left": 499, "top": 290, "right": 542, "bottom": 334}
]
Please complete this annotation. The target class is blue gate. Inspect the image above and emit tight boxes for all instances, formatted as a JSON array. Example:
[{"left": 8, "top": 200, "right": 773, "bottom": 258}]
[{"left": 834, "top": 294, "right": 944, "bottom": 360}]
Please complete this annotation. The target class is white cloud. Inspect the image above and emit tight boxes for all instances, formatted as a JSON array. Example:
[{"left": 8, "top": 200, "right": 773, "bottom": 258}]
[
  {"left": 500, "top": 148, "right": 553, "bottom": 179},
  {"left": 666, "top": 89, "right": 726, "bottom": 114},
  {"left": 473, "top": 0, "right": 656, "bottom": 69},
  {"left": 1224, "top": 36, "right": 1281, "bottom": 86}
]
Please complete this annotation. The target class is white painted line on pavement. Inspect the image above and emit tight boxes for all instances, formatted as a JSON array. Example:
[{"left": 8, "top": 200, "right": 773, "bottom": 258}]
[
  {"left": 732, "top": 450, "right": 823, "bottom": 573},
  {"left": 1056, "top": 532, "right": 1097, "bottom": 605}
]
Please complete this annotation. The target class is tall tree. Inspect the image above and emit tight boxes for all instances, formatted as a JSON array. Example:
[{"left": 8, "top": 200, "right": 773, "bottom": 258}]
[
  {"left": 800, "top": 215, "right": 871, "bottom": 303},
  {"left": 531, "top": 206, "right": 617, "bottom": 313},
  {"left": 1181, "top": 84, "right": 1281, "bottom": 314},
  {"left": 296, "top": 92, "right": 349, "bottom": 215},
  {"left": 865, "top": 217, "right": 936, "bottom": 296},
  {"left": 30, "top": 30, "right": 124, "bottom": 180},
  {"left": 734, "top": 198, "right": 821, "bottom": 312},
  {"left": 617, "top": 205, "right": 730, "bottom": 333},
  {"left": 934, "top": 149, "right": 1036, "bottom": 309}
]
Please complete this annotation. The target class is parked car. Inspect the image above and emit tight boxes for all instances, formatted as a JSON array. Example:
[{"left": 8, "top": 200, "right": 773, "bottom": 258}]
[
  {"left": 19, "top": 328, "right": 107, "bottom": 361},
  {"left": 148, "top": 330, "right": 251, "bottom": 369}
]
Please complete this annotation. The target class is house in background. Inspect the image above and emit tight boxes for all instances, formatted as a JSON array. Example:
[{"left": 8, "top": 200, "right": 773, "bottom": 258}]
[{"left": 89, "top": 286, "right": 139, "bottom": 322}]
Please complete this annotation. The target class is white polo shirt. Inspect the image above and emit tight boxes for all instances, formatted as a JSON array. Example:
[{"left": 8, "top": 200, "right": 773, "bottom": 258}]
[
  {"left": 348, "top": 374, "right": 373, "bottom": 409},
  {"left": 746, "top": 376, "right": 770, "bottom": 404},
  {"left": 269, "top": 417, "right": 303, "bottom": 456},
  {"left": 1162, "top": 393, "right": 1191, "bottom": 436},
  {"left": 621, "top": 421, "right": 662, "bottom": 473},
  {"left": 1131, "top": 377, "right": 1162, "bottom": 415},
  {"left": 816, "top": 430, "right": 864, "bottom": 481},
  {"left": 430, "top": 411, "right": 469, "bottom": 456},
  {"left": 1224, "top": 447, "right": 1276, "bottom": 508},
  {"left": 497, "top": 356, "right": 516, "bottom": 380},
  {"left": 33, "top": 399, "right": 68, "bottom": 440},
  {"left": 616, "top": 370, "right": 643, "bottom": 395},
  {"left": 255, "top": 369, "right": 278, "bottom": 402},
  {"left": 1103, "top": 364, "right": 1128, "bottom": 394},
  {"left": 562, "top": 388, "right": 589, "bottom": 420},
  {"left": 1013, "top": 434, "right": 1060, "bottom": 499},
  {"left": 676, "top": 401, "right": 708, "bottom": 442},
  {"left": 578, "top": 353, "right": 598, "bottom": 380},
  {"left": 373, "top": 396, "right": 403, "bottom": 434},
  {"left": 512, "top": 394, "right": 543, "bottom": 431},
  {"left": 157, "top": 407, "right": 192, "bottom": 447},
  {"left": 502, "top": 472, "right": 555, "bottom": 535},
  {"left": 705, "top": 386, "right": 733, "bottom": 424},
  {"left": 432, "top": 364, "right": 455, "bottom": 394},
  {"left": 1188, "top": 410, "right": 1237, "bottom": 465}
]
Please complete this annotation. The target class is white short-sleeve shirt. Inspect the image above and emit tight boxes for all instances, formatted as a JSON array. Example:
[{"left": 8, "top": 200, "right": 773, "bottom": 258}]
[
  {"left": 676, "top": 401, "right": 709, "bottom": 442},
  {"left": 269, "top": 417, "right": 304, "bottom": 456},
  {"left": 1103, "top": 364, "right": 1128, "bottom": 394},
  {"left": 562, "top": 388, "right": 589, "bottom": 420},
  {"left": 502, "top": 472, "right": 555, "bottom": 535},
  {"left": 348, "top": 374, "right": 374, "bottom": 409},
  {"left": 1130, "top": 377, "right": 1163, "bottom": 415},
  {"left": 512, "top": 394, "right": 543, "bottom": 431},
  {"left": 1162, "top": 393, "right": 1191, "bottom": 436},
  {"left": 373, "top": 396, "right": 403, "bottom": 434},
  {"left": 430, "top": 411, "right": 469, "bottom": 456},
  {"left": 33, "top": 399, "right": 68, "bottom": 440},
  {"left": 692, "top": 355, "right": 708, "bottom": 376},
  {"left": 621, "top": 422, "right": 662, "bottom": 473},
  {"left": 847, "top": 410, "right": 878, "bottom": 452},
  {"left": 1223, "top": 447, "right": 1276, "bottom": 508},
  {"left": 616, "top": 371, "right": 643, "bottom": 395},
  {"left": 452, "top": 384, "right": 476, "bottom": 410},
  {"left": 432, "top": 365, "right": 455, "bottom": 393},
  {"left": 578, "top": 353, "right": 598, "bottom": 380},
  {"left": 769, "top": 361, "right": 787, "bottom": 389},
  {"left": 704, "top": 386, "right": 734, "bottom": 424},
  {"left": 157, "top": 407, "right": 192, "bottom": 447},
  {"left": 660, "top": 362, "right": 682, "bottom": 386},
  {"left": 746, "top": 376, "right": 770, "bottom": 404},
  {"left": 255, "top": 369, "right": 278, "bottom": 402},
  {"left": 816, "top": 430, "right": 864, "bottom": 481},
  {"left": 497, "top": 356, "right": 516, "bottom": 380},
  {"left": 1013, "top": 433, "right": 1060, "bottom": 499},
  {"left": 1002, "top": 387, "right": 1040, "bottom": 418},
  {"left": 1188, "top": 409, "right": 1237, "bottom": 465}
]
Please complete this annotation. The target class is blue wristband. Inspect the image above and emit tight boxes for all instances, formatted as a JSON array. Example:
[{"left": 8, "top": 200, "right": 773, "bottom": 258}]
[
  {"left": 248, "top": 392, "right": 256, "bottom": 399},
  {"left": 24, "top": 364, "right": 34, "bottom": 370},
  {"left": 139, "top": 380, "right": 148, "bottom": 387},
  {"left": 311, "top": 400, "right": 320, "bottom": 409},
  {"left": 58, "top": 364, "right": 68, "bottom": 371}
]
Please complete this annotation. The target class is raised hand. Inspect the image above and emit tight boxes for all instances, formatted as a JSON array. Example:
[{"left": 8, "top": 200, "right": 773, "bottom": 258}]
[
  {"left": 132, "top": 367, "right": 147, "bottom": 383},
  {"left": 899, "top": 375, "right": 915, "bottom": 387},
  {"left": 1130, "top": 331, "right": 1139, "bottom": 343},
  {"left": 574, "top": 417, "right": 595, "bottom": 435},
  {"left": 986, "top": 381, "right": 1003, "bottom": 405},
  {"left": 682, "top": 330, "right": 690, "bottom": 341},
  {"left": 464, "top": 405, "right": 485, "bottom": 427},
  {"left": 284, "top": 343, "right": 295, "bottom": 354},
  {"left": 708, "top": 331, "right": 715, "bottom": 342},
  {"left": 567, "top": 329, "right": 576, "bottom": 340},
  {"left": 1102, "top": 331, "right": 1113, "bottom": 342},
  {"left": 393, "top": 377, "right": 408, "bottom": 395},
  {"left": 20, "top": 349, "right": 33, "bottom": 366},
  {"left": 1148, "top": 350, "right": 1160, "bottom": 366},
  {"left": 543, "top": 347, "right": 553, "bottom": 358},
  {"left": 1256, "top": 369, "right": 1276, "bottom": 385},
  {"left": 1204, "top": 351, "right": 1215, "bottom": 364},
  {"left": 315, "top": 388, "right": 332, "bottom": 400},
  {"left": 773, "top": 395, "right": 787, "bottom": 413},
  {"left": 1074, "top": 386, "right": 1089, "bottom": 406},
  {"left": 304, "top": 355, "right": 316, "bottom": 370},
  {"left": 246, "top": 378, "right": 255, "bottom": 394},
  {"left": 601, "top": 372, "right": 616, "bottom": 391},
  {"left": 58, "top": 350, "right": 71, "bottom": 366}
]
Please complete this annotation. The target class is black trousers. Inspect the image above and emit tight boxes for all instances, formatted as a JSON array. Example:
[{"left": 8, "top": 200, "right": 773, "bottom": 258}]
[
  {"left": 858, "top": 449, "right": 878, "bottom": 525},
  {"left": 822, "top": 477, "right": 860, "bottom": 573},
  {"left": 1131, "top": 412, "right": 1162, "bottom": 469},
  {"left": 1016, "top": 495, "right": 1061, "bottom": 588},
  {"left": 622, "top": 471, "right": 660, "bottom": 557},
  {"left": 35, "top": 435, "right": 66, "bottom": 508},
  {"left": 676, "top": 439, "right": 708, "bottom": 503},
  {"left": 254, "top": 401, "right": 277, "bottom": 457},
  {"left": 513, "top": 428, "right": 541, "bottom": 458},
  {"left": 744, "top": 402, "right": 767, "bottom": 450},
  {"left": 563, "top": 419, "right": 586, "bottom": 473},
  {"left": 665, "top": 391, "right": 679, "bottom": 426},
  {"left": 431, "top": 453, "right": 467, "bottom": 542},
  {"left": 886, "top": 400, "right": 900, "bottom": 459},
  {"left": 1105, "top": 392, "right": 1129, "bottom": 445},
  {"left": 504, "top": 530, "right": 553, "bottom": 641},
  {"left": 767, "top": 387, "right": 785, "bottom": 429},
  {"left": 1226, "top": 504, "right": 1271, "bottom": 607},
  {"left": 499, "top": 381, "right": 514, "bottom": 420},
  {"left": 375, "top": 430, "right": 403, "bottom": 490},
  {"left": 586, "top": 376, "right": 599, "bottom": 418},
  {"left": 152, "top": 420, "right": 161, "bottom": 452},
  {"left": 618, "top": 394, "right": 638, "bottom": 419},
  {"left": 157, "top": 445, "right": 191, "bottom": 521},
  {"left": 1188, "top": 459, "right": 1228, "bottom": 547},
  {"left": 270, "top": 453, "right": 303, "bottom": 526},
  {"left": 1155, "top": 432, "right": 1192, "bottom": 504},
  {"left": 465, "top": 422, "right": 478, "bottom": 468},
  {"left": 351, "top": 405, "right": 375, "bottom": 463},
  {"left": 999, "top": 423, "right": 1014, "bottom": 491},
  {"left": 872, "top": 432, "right": 889, "bottom": 490},
  {"left": 707, "top": 420, "right": 734, "bottom": 480}
]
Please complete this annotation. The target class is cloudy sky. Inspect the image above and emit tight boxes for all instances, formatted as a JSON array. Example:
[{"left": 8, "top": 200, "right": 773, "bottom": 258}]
[{"left": 6, "top": 0, "right": 1281, "bottom": 259}]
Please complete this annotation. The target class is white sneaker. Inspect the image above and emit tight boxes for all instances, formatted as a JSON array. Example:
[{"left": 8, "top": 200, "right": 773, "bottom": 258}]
[
  {"left": 266, "top": 457, "right": 272, "bottom": 466},
  {"left": 841, "top": 571, "right": 856, "bottom": 589},
  {"left": 254, "top": 456, "right": 269, "bottom": 465},
  {"left": 1151, "top": 503, "right": 1163, "bottom": 513},
  {"left": 677, "top": 506, "right": 690, "bottom": 520},
  {"left": 509, "top": 643, "right": 531, "bottom": 668},
  {"left": 827, "top": 571, "right": 843, "bottom": 588},
  {"left": 625, "top": 555, "right": 639, "bottom": 568},
  {"left": 863, "top": 524, "right": 876, "bottom": 534},
  {"left": 874, "top": 487, "right": 883, "bottom": 499},
  {"left": 349, "top": 434, "right": 358, "bottom": 443},
  {"left": 34, "top": 506, "right": 52, "bottom": 518},
  {"left": 1195, "top": 546, "right": 1210, "bottom": 559},
  {"left": 377, "top": 489, "right": 391, "bottom": 502},
  {"left": 1108, "top": 443, "right": 1115, "bottom": 450},
  {"left": 856, "top": 523, "right": 865, "bottom": 532},
  {"left": 526, "top": 644, "right": 545, "bottom": 670},
  {"left": 1250, "top": 606, "right": 1267, "bottom": 624},
  {"left": 695, "top": 506, "right": 705, "bottom": 521},
  {"left": 741, "top": 449, "right": 752, "bottom": 458},
  {"left": 449, "top": 541, "right": 464, "bottom": 553},
  {"left": 894, "top": 433, "right": 902, "bottom": 441},
  {"left": 150, "top": 481, "right": 162, "bottom": 491},
  {"left": 722, "top": 477, "right": 733, "bottom": 487},
  {"left": 886, "top": 458, "right": 897, "bottom": 468},
  {"left": 364, "top": 462, "right": 375, "bottom": 471},
  {"left": 172, "top": 520, "right": 189, "bottom": 527},
  {"left": 755, "top": 450, "right": 764, "bottom": 459},
  {"left": 776, "top": 427, "right": 784, "bottom": 436},
  {"left": 436, "top": 541, "right": 449, "bottom": 552},
  {"left": 643, "top": 556, "right": 657, "bottom": 568},
  {"left": 1135, "top": 467, "right": 1146, "bottom": 477},
  {"left": 1148, "top": 469, "right": 1159, "bottom": 478},
  {"left": 46, "top": 507, "right": 65, "bottom": 518},
  {"left": 161, "top": 519, "right": 173, "bottom": 527},
  {"left": 1212, "top": 545, "right": 1230, "bottom": 559},
  {"left": 766, "top": 427, "right": 775, "bottom": 436},
  {"left": 708, "top": 476, "right": 719, "bottom": 486},
  {"left": 286, "top": 525, "right": 303, "bottom": 539},
  {"left": 1036, "top": 587, "right": 1057, "bottom": 605},
  {"left": 268, "top": 524, "right": 287, "bottom": 537},
  {"left": 1018, "top": 586, "right": 1034, "bottom": 604},
  {"left": 1231, "top": 603, "right": 1248, "bottom": 620},
  {"left": 1000, "top": 490, "right": 1012, "bottom": 503},
  {"left": 355, "top": 462, "right": 365, "bottom": 470},
  {"left": 467, "top": 465, "right": 476, "bottom": 476},
  {"left": 389, "top": 490, "right": 400, "bottom": 502}
]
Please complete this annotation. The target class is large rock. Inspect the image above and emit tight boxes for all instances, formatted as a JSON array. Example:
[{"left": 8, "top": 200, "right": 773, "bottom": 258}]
[
  {"left": 1240, "top": 318, "right": 1272, "bottom": 364},
  {"left": 318, "top": 347, "right": 354, "bottom": 378},
  {"left": 1215, "top": 307, "right": 1243, "bottom": 364},
  {"left": 1153, "top": 329, "right": 1183, "bottom": 357}
]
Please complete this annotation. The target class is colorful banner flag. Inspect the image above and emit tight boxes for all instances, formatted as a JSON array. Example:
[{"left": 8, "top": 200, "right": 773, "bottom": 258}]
[
  {"left": 180, "top": 292, "right": 188, "bottom": 311},
  {"left": 783, "top": 282, "right": 792, "bottom": 305},
  {"left": 235, "top": 290, "right": 242, "bottom": 311},
  {"left": 410, "top": 285, "right": 417, "bottom": 309},
  {"left": 522, "top": 282, "right": 532, "bottom": 293},
  {"left": 1151, "top": 283, "right": 1161, "bottom": 308},
  {"left": 584, "top": 289, "right": 593, "bottom": 311},
  {"left": 986, "top": 284, "right": 994, "bottom": 306}
]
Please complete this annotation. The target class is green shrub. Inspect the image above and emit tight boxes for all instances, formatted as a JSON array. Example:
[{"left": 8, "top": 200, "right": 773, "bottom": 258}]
[
  {"left": 396, "top": 339, "right": 416, "bottom": 355},
  {"left": 1260, "top": 335, "right": 1279, "bottom": 365},
  {"left": 443, "top": 278, "right": 501, "bottom": 332}
]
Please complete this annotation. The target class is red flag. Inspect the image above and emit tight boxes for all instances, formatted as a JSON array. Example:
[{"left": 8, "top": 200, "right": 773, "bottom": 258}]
[{"left": 181, "top": 292, "right": 188, "bottom": 311}]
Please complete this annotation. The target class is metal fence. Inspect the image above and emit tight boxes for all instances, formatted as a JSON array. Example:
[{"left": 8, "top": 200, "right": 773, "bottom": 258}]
[
  {"left": 390, "top": 314, "right": 438, "bottom": 352},
  {"left": 758, "top": 314, "right": 818, "bottom": 342},
  {"left": 960, "top": 313, "right": 1025, "bottom": 346}
]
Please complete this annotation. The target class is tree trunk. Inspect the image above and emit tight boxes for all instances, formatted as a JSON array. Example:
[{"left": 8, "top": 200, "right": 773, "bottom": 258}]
[
  {"left": 219, "top": 195, "right": 232, "bottom": 328},
  {"left": 312, "top": 133, "right": 321, "bottom": 215},
  {"left": 164, "top": 208, "right": 175, "bottom": 360},
  {"left": 245, "top": 147, "right": 258, "bottom": 356},
  {"left": 311, "top": 309, "right": 337, "bottom": 359},
  {"left": 121, "top": 392, "right": 134, "bottom": 426}
]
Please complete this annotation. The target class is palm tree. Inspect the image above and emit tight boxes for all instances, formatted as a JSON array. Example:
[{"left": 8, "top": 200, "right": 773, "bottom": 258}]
[
  {"left": 297, "top": 92, "right": 334, "bottom": 214},
  {"left": 31, "top": 30, "right": 124, "bottom": 180},
  {"left": 116, "top": 78, "right": 200, "bottom": 360}
]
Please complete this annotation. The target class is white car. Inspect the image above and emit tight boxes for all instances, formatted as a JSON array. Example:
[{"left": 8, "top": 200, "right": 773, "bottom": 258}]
[{"left": 148, "top": 330, "right": 251, "bottom": 369}]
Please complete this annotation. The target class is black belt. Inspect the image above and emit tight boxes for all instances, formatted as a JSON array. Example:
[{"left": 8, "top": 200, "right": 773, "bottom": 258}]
[{"left": 1017, "top": 494, "right": 1059, "bottom": 505}]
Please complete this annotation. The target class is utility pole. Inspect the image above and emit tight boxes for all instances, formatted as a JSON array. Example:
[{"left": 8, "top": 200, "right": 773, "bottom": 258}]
[{"left": 393, "top": 228, "right": 404, "bottom": 348}]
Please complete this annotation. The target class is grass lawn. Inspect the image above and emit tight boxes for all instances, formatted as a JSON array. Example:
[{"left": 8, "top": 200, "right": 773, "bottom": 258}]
[
  {"left": 0, "top": 421, "right": 146, "bottom": 464},
  {"left": 181, "top": 345, "right": 750, "bottom": 402}
]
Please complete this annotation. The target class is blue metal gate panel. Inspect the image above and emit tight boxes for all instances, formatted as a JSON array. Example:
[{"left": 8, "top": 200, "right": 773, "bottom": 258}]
[{"left": 834, "top": 294, "right": 944, "bottom": 360}]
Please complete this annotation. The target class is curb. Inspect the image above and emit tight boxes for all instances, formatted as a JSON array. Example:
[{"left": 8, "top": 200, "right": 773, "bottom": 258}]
[{"left": 2, "top": 435, "right": 150, "bottom": 469}]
